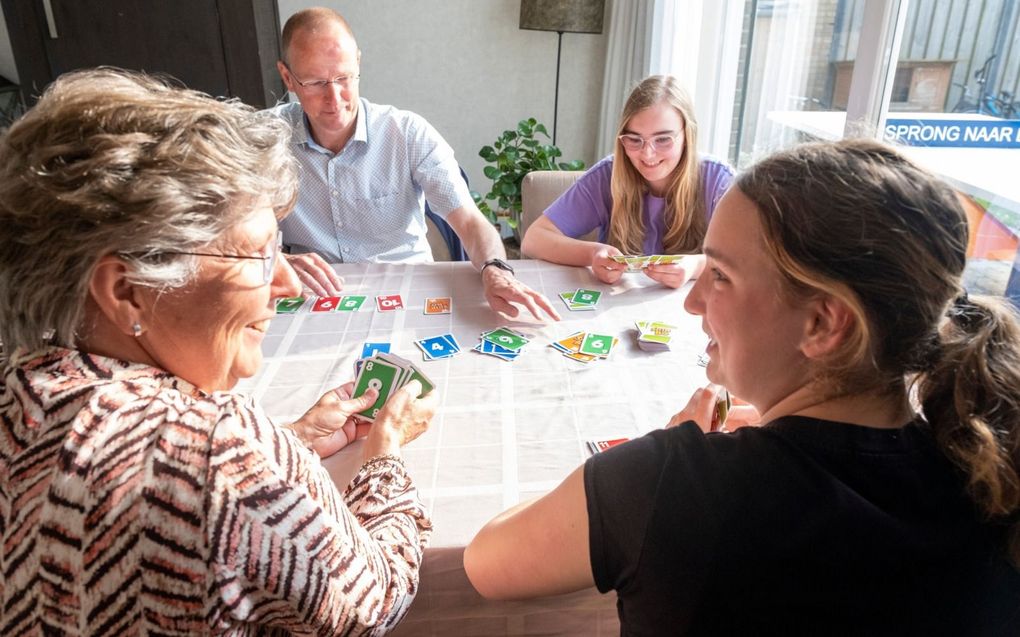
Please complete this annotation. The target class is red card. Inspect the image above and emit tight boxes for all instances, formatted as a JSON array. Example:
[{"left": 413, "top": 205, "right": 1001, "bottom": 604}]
[
  {"left": 312, "top": 296, "right": 341, "bottom": 312},
  {"left": 586, "top": 437, "right": 631, "bottom": 454},
  {"left": 376, "top": 294, "right": 404, "bottom": 312}
]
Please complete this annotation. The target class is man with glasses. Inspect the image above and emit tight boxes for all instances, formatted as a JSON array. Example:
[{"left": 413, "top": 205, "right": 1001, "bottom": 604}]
[{"left": 267, "top": 7, "right": 558, "bottom": 322}]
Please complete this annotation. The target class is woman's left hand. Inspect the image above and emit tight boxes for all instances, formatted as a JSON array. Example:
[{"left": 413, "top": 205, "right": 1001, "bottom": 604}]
[
  {"left": 288, "top": 382, "right": 379, "bottom": 458},
  {"left": 666, "top": 385, "right": 762, "bottom": 433},
  {"left": 643, "top": 255, "right": 702, "bottom": 289}
]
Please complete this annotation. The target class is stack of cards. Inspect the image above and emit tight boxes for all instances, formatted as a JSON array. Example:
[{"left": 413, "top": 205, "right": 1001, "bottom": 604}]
[
  {"left": 310, "top": 295, "right": 367, "bottom": 312},
  {"left": 548, "top": 331, "right": 618, "bottom": 363},
  {"left": 473, "top": 327, "right": 530, "bottom": 362},
  {"left": 415, "top": 333, "right": 461, "bottom": 360},
  {"left": 635, "top": 320, "right": 678, "bottom": 352},
  {"left": 352, "top": 351, "right": 435, "bottom": 421},
  {"left": 559, "top": 288, "right": 601, "bottom": 312},
  {"left": 586, "top": 437, "right": 631, "bottom": 454},
  {"left": 610, "top": 254, "right": 687, "bottom": 272}
]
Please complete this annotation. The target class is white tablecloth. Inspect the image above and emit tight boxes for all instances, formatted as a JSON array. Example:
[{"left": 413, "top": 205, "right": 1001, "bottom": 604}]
[{"left": 237, "top": 259, "right": 710, "bottom": 635}]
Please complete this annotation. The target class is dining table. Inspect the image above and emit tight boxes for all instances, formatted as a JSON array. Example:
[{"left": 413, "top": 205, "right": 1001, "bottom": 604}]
[{"left": 236, "top": 258, "right": 712, "bottom": 636}]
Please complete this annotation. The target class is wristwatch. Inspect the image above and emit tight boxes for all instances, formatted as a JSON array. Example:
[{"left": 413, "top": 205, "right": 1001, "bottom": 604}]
[{"left": 481, "top": 258, "right": 515, "bottom": 277}]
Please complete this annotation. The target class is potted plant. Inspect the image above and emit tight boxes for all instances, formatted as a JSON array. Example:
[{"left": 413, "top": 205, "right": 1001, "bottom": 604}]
[{"left": 472, "top": 118, "right": 585, "bottom": 252}]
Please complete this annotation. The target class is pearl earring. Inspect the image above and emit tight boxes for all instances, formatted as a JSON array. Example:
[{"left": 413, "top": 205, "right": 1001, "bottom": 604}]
[{"left": 132, "top": 323, "right": 142, "bottom": 337}]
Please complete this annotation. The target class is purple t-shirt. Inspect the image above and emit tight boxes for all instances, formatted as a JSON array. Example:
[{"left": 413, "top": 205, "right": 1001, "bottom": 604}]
[{"left": 544, "top": 155, "right": 734, "bottom": 255}]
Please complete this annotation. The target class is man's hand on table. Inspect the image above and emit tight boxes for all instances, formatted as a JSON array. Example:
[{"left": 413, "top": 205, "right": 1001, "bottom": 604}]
[
  {"left": 482, "top": 266, "right": 561, "bottom": 321},
  {"left": 284, "top": 252, "right": 344, "bottom": 297}
]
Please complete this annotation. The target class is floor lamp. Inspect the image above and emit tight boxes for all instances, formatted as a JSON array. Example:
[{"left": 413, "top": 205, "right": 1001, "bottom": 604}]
[{"left": 519, "top": 0, "right": 605, "bottom": 146}]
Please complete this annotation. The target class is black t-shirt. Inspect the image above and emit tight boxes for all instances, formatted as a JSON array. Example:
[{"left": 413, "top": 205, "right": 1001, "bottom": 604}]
[{"left": 585, "top": 416, "right": 1020, "bottom": 636}]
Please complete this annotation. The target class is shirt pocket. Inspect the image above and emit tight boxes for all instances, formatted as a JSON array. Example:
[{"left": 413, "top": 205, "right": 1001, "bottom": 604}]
[{"left": 348, "top": 190, "right": 415, "bottom": 240}]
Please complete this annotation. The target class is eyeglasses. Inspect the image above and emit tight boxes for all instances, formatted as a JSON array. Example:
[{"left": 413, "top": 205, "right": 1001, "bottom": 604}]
[
  {"left": 171, "top": 232, "right": 283, "bottom": 286},
  {"left": 618, "top": 132, "right": 683, "bottom": 153},
  {"left": 284, "top": 62, "right": 359, "bottom": 92}
]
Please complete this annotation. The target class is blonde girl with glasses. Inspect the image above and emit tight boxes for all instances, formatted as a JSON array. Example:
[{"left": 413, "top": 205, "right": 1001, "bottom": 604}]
[{"left": 521, "top": 75, "right": 734, "bottom": 288}]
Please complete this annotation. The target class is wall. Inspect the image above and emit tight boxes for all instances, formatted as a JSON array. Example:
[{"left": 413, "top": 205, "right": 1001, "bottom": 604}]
[{"left": 277, "top": 0, "right": 608, "bottom": 197}]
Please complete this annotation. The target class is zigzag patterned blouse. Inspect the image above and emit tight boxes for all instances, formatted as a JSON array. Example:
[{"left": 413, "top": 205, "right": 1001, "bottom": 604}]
[{"left": 0, "top": 347, "right": 432, "bottom": 636}]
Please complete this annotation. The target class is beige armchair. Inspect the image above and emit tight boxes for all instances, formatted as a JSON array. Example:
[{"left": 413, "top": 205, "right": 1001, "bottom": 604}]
[{"left": 519, "top": 170, "right": 595, "bottom": 257}]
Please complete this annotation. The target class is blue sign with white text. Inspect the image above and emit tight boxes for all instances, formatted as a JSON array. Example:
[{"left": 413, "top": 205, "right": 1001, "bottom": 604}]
[{"left": 884, "top": 119, "right": 1020, "bottom": 148}]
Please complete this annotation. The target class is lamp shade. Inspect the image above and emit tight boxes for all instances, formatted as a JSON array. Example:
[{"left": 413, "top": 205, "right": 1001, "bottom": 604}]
[{"left": 519, "top": 0, "right": 605, "bottom": 34}]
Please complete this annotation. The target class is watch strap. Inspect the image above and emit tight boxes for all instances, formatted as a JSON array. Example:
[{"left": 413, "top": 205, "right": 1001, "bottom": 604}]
[{"left": 481, "top": 258, "right": 514, "bottom": 276}]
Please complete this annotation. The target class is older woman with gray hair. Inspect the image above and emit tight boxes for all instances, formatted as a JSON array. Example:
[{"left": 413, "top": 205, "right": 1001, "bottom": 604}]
[{"left": 0, "top": 68, "right": 436, "bottom": 635}]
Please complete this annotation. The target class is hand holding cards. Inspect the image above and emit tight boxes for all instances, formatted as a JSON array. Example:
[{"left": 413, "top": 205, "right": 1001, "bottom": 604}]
[
  {"left": 352, "top": 351, "right": 436, "bottom": 421},
  {"left": 610, "top": 254, "right": 687, "bottom": 272}
]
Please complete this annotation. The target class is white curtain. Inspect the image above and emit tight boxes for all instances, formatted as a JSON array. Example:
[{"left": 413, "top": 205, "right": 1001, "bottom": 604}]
[
  {"left": 596, "top": 0, "right": 743, "bottom": 160},
  {"left": 594, "top": 0, "right": 655, "bottom": 158}
]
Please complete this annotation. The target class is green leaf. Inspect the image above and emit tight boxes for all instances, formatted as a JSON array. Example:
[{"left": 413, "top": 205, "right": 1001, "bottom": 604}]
[
  {"left": 483, "top": 166, "right": 502, "bottom": 180},
  {"left": 561, "top": 159, "right": 586, "bottom": 170},
  {"left": 518, "top": 120, "right": 533, "bottom": 137},
  {"left": 534, "top": 123, "right": 549, "bottom": 137},
  {"left": 500, "top": 181, "right": 518, "bottom": 196},
  {"left": 506, "top": 216, "right": 520, "bottom": 229}
]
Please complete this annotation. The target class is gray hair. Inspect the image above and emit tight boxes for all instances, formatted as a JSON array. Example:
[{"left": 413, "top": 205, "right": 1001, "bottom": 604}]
[{"left": 0, "top": 67, "right": 297, "bottom": 351}]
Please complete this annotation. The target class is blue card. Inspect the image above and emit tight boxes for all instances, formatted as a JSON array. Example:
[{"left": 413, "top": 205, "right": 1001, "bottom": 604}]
[
  {"left": 361, "top": 342, "right": 391, "bottom": 358},
  {"left": 416, "top": 335, "right": 459, "bottom": 360}
]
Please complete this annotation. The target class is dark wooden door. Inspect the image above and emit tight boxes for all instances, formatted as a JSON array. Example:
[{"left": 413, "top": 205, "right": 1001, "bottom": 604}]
[{"left": 2, "top": 0, "right": 284, "bottom": 107}]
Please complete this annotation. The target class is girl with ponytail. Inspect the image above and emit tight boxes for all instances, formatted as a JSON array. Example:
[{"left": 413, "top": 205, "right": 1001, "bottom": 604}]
[{"left": 466, "top": 138, "right": 1020, "bottom": 635}]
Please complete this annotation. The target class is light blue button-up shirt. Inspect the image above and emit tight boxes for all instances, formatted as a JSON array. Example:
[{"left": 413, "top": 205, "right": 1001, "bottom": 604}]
[{"left": 268, "top": 99, "right": 472, "bottom": 263}]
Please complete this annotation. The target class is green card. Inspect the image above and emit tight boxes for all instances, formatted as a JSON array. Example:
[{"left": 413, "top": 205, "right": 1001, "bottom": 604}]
[
  {"left": 337, "top": 295, "right": 366, "bottom": 311},
  {"left": 571, "top": 288, "right": 602, "bottom": 306},
  {"left": 482, "top": 327, "right": 529, "bottom": 351},
  {"left": 353, "top": 358, "right": 402, "bottom": 420},
  {"left": 579, "top": 332, "right": 615, "bottom": 357},
  {"left": 275, "top": 296, "right": 305, "bottom": 313}
]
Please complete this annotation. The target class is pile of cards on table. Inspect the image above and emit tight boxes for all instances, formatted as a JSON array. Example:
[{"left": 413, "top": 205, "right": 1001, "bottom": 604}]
[
  {"left": 472, "top": 327, "right": 530, "bottom": 362},
  {"left": 415, "top": 334, "right": 461, "bottom": 360},
  {"left": 610, "top": 254, "right": 687, "bottom": 272},
  {"left": 586, "top": 437, "right": 631, "bottom": 455},
  {"left": 549, "top": 330, "right": 618, "bottom": 363},
  {"left": 558, "top": 288, "right": 601, "bottom": 312},
  {"left": 276, "top": 295, "right": 371, "bottom": 313},
  {"left": 352, "top": 351, "right": 435, "bottom": 421},
  {"left": 635, "top": 320, "right": 678, "bottom": 352}
]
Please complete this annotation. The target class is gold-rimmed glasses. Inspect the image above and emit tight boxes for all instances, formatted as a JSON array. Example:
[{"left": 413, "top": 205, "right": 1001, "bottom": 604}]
[
  {"left": 169, "top": 231, "right": 282, "bottom": 286},
  {"left": 284, "top": 62, "right": 359, "bottom": 92}
]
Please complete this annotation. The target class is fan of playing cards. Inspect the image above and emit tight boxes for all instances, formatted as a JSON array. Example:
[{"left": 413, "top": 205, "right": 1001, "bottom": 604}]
[
  {"left": 352, "top": 351, "right": 435, "bottom": 421},
  {"left": 610, "top": 254, "right": 689, "bottom": 272}
]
